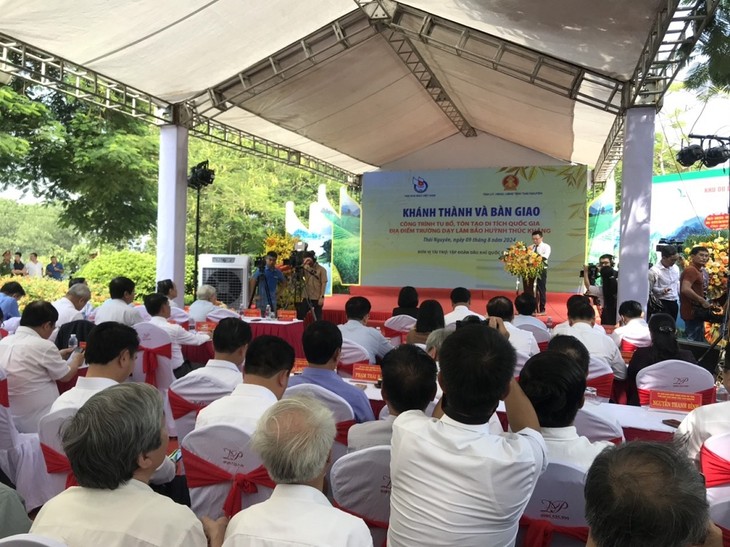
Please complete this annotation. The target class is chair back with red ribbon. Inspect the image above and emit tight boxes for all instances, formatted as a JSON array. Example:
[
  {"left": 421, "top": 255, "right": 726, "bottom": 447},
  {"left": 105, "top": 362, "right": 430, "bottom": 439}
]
[
  {"left": 132, "top": 323, "right": 174, "bottom": 391},
  {"left": 620, "top": 340, "right": 639, "bottom": 352},
  {"left": 519, "top": 462, "right": 589, "bottom": 547},
  {"left": 38, "top": 407, "right": 78, "bottom": 498},
  {"left": 284, "top": 384, "right": 354, "bottom": 466},
  {"left": 0, "top": 368, "right": 18, "bottom": 452},
  {"left": 701, "top": 433, "right": 730, "bottom": 506},
  {"left": 206, "top": 308, "right": 241, "bottom": 323},
  {"left": 134, "top": 303, "right": 152, "bottom": 322},
  {"left": 337, "top": 339, "right": 371, "bottom": 377},
  {"left": 574, "top": 407, "right": 624, "bottom": 445},
  {"left": 167, "top": 376, "right": 233, "bottom": 442},
  {"left": 182, "top": 424, "right": 275, "bottom": 519},
  {"left": 331, "top": 446, "right": 391, "bottom": 547},
  {"left": 636, "top": 360, "right": 716, "bottom": 406},
  {"left": 517, "top": 323, "right": 551, "bottom": 345},
  {"left": 382, "top": 315, "right": 417, "bottom": 347},
  {"left": 0, "top": 533, "right": 70, "bottom": 546}
]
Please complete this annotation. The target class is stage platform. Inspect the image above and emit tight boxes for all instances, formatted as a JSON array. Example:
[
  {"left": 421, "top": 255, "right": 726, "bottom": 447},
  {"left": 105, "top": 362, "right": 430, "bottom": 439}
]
[{"left": 320, "top": 286, "right": 573, "bottom": 328}]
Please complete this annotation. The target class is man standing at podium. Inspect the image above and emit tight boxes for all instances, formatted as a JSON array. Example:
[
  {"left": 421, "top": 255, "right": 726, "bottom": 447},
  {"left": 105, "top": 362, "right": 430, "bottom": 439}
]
[{"left": 532, "top": 230, "right": 551, "bottom": 315}]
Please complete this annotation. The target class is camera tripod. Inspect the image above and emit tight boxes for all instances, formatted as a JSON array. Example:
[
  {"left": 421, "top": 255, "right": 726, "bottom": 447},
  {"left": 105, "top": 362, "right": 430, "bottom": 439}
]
[{"left": 248, "top": 264, "right": 275, "bottom": 317}]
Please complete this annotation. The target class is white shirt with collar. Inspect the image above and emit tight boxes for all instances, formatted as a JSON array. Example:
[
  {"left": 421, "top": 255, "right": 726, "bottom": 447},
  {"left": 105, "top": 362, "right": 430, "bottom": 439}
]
[
  {"left": 540, "top": 426, "right": 613, "bottom": 471},
  {"left": 444, "top": 305, "right": 484, "bottom": 326},
  {"left": 675, "top": 401, "right": 730, "bottom": 464},
  {"left": 610, "top": 318, "right": 651, "bottom": 349},
  {"left": 388, "top": 410, "right": 546, "bottom": 547},
  {"left": 551, "top": 320, "right": 606, "bottom": 337},
  {"left": 148, "top": 316, "right": 210, "bottom": 370},
  {"left": 649, "top": 262, "right": 680, "bottom": 301},
  {"left": 223, "top": 483, "right": 372, "bottom": 547},
  {"left": 26, "top": 261, "right": 44, "bottom": 278},
  {"left": 533, "top": 241, "right": 551, "bottom": 261},
  {"left": 0, "top": 326, "right": 70, "bottom": 433},
  {"left": 94, "top": 298, "right": 143, "bottom": 327},
  {"left": 172, "top": 359, "right": 242, "bottom": 394},
  {"left": 30, "top": 479, "right": 207, "bottom": 547},
  {"left": 52, "top": 297, "right": 83, "bottom": 329},
  {"left": 512, "top": 314, "right": 549, "bottom": 332},
  {"left": 558, "top": 322, "right": 626, "bottom": 379},
  {"left": 503, "top": 321, "right": 539, "bottom": 357},
  {"left": 195, "top": 383, "right": 277, "bottom": 431},
  {"left": 348, "top": 414, "right": 395, "bottom": 452},
  {"left": 338, "top": 320, "right": 394, "bottom": 363}
]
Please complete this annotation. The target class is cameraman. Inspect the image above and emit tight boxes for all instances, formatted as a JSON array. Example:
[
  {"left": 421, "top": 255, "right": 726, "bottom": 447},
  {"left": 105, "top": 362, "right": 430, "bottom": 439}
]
[
  {"left": 250, "top": 251, "right": 286, "bottom": 315},
  {"left": 296, "top": 251, "right": 327, "bottom": 321},
  {"left": 583, "top": 254, "right": 618, "bottom": 326}
]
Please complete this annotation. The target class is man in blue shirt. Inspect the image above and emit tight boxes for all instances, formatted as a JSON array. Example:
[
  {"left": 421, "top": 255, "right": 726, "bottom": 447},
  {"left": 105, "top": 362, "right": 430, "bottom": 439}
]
[
  {"left": 250, "top": 252, "right": 285, "bottom": 314},
  {"left": 288, "top": 320, "right": 375, "bottom": 423},
  {"left": 46, "top": 256, "right": 64, "bottom": 280},
  {"left": 0, "top": 281, "right": 25, "bottom": 321}
]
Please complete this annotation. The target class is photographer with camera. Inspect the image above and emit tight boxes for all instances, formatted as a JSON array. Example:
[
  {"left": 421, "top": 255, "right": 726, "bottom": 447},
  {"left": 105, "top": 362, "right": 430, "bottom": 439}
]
[
  {"left": 296, "top": 251, "right": 327, "bottom": 321},
  {"left": 648, "top": 244, "right": 681, "bottom": 321},
  {"left": 582, "top": 255, "right": 618, "bottom": 326},
  {"left": 249, "top": 251, "right": 286, "bottom": 316}
]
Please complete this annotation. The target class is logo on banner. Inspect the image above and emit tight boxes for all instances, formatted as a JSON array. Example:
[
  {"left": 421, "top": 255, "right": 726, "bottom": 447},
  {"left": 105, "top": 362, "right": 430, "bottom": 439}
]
[
  {"left": 413, "top": 177, "right": 428, "bottom": 193},
  {"left": 502, "top": 175, "right": 519, "bottom": 191}
]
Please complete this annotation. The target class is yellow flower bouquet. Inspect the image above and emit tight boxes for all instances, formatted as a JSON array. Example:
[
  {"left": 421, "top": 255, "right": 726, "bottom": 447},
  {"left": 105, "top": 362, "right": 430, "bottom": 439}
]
[{"left": 499, "top": 241, "right": 545, "bottom": 279}]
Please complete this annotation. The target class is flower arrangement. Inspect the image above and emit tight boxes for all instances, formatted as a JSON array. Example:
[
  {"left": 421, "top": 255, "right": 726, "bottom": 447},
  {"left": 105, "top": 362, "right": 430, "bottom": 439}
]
[
  {"left": 499, "top": 241, "right": 545, "bottom": 279},
  {"left": 684, "top": 235, "right": 728, "bottom": 300}
]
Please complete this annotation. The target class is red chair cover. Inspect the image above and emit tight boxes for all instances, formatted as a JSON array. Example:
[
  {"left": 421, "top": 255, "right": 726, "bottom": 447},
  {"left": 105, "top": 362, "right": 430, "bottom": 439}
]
[
  {"left": 335, "top": 419, "right": 356, "bottom": 445},
  {"left": 718, "top": 524, "right": 730, "bottom": 547},
  {"left": 0, "top": 378, "right": 8, "bottom": 407},
  {"left": 587, "top": 373, "right": 614, "bottom": 399},
  {"left": 537, "top": 341, "right": 549, "bottom": 352},
  {"left": 138, "top": 343, "right": 172, "bottom": 387},
  {"left": 40, "top": 443, "right": 77, "bottom": 489},
  {"left": 620, "top": 340, "right": 638, "bottom": 352},
  {"left": 701, "top": 445, "right": 730, "bottom": 488},
  {"left": 0, "top": 328, "right": 7, "bottom": 338},
  {"left": 333, "top": 500, "right": 389, "bottom": 547},
  {"left": 381, "top": 326, "right": 401, "bottom": 338},
  {"left": 519, "top": 515, "right": 589, "bottom": 547},
  {"left": 167, "top": 389, "right": 207, "bottom": 420},
  {"left": 637, "top": 386, "right": 715, "bottom": 406},
  {"left": 181, "top": 447, "right": 275, "bottom": 517}
]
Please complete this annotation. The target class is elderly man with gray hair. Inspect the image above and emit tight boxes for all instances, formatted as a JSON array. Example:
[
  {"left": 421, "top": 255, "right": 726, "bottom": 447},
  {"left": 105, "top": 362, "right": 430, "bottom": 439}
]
[
  {"left": 30, "top": 383, "right": 225, "bottom": 547},
  {"left": 223, "top": 396, "right": 372, "bottom": 546},
  {"left": 52, "top": 282, "right": 92, "bottom": 329},
  {"left": 189, "top": 284, "right": 222, "bottom": 322}
]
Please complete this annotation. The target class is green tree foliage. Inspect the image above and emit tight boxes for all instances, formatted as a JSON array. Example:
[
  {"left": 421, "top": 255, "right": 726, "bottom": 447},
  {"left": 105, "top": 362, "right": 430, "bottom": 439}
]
[
  {"left": 682, "top": 0, "right": 730, "bottom": 92},
  {"left": 0, "top": 198, "right": 77, "bottom": 257},
  {"left": 77, "top": 250, "right": 157, "bottom": 299}
]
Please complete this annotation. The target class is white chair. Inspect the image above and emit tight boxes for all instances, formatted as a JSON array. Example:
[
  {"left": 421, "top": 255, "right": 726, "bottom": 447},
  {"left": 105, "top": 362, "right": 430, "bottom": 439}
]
[
  {"left": 702, "top": 433, "right": 730, "bottom": 505},
  {"left": 587, "top": 356, "right": 614, "bottom": 400},
  {"left": 517, "top": 323, "right": 550, "bottom": 345},
  {"left": 37, "top": 407, "right": 78, "bottom": 500},
  {"left": 284, "top": 384, "right": 354, "bottom": 465},
  {"left": 167, "top": 376, "right": 233, "bottom": 442},
  {"left": 206, "top": 308, "right": 241, "bottom": 323},
  {"left": 133, "top": 304, "right": 151, "bottom": 322},
  {"left": 338, "top": 339, "right": 371, "bottom": 376},
  {"left": 710, "top": 497, "right": 730, "bottom": 533},
  {"left": 574, "top": 407, "right": 624, "bottom": 444},
  {"left": 379, "top": 401, "right": 437, "bottom": 420},
  {"left": 2, "top": 318, "right": 20, "bottom": 335},
  {"left": 0, "top": 370, "right": 56, "bottom": 511},
  {"left": 636, "top": 359, "right": 715, "bottom": 406},
  {"left": 0, "top": 534, "right": 68, "bottom": 546},
  {"left": 518, "top": 462, "right": 589, "bottom": 547},
  {"left": 169, "top": 305, "right": 190, "bottom": 325},
  {"left": 331, "top": 446, "right": 392, "bottom": 546},
  {"left": 182, "top": 424, "right": 274, "bottom": 519},
  {"left": 133, "top": 323, "right": 176, "bottom": 434},
  {"left": 382, "top": 315, "right": 416, "bottom": 346}
]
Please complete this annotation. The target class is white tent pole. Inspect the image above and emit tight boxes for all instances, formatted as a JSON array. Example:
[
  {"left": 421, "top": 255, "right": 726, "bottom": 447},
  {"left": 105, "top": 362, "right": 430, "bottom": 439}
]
[
  {"left": 617, "top": 106, "right": 655, "bottom": 320},
  {"left": 156, "top": 124, "right": 189, "bottom": 307}
]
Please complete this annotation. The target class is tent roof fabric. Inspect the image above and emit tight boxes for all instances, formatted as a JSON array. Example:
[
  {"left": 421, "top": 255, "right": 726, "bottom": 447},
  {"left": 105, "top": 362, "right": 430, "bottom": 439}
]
[{"left": 0, "top": 0, "right": 677, "bottom": 175}]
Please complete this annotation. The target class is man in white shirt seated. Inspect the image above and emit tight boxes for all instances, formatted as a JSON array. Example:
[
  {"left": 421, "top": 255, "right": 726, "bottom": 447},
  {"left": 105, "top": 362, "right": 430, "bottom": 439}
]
[
  {"left": 519, "top": 351, "right": 612, "bottom": 470},
  {"left": 338, "top": 296, "right": 393, "bottom": 364},
  {"left": 170, "top": 317, "right": 252, "bottom": 395},
  {"left": 0, "top": 301, "right": 84, "bottom": 433},
  {"left": 143, "top": 293, "right": 210, "bottom": 378},
  {"left": 388, "top": 323, "right": 546, "bottom": 547},
  {"left": 610, "top": 300, "right": 651, "bottom": 350},
  {"left": 31, "top": 383, "right": 225, "bottom": 547},
  {"left": 551, "top": 295, "right": 606, "bottom": 336},
  {"left": 548, "top": 334, "right": 590, "bottom": 376},
  {"left": 348, "top": 344, "right": 437, "bottom": 452},
  {"left": 52, "top": 283, "right": 91, "bottom": 330},
  {"left": 94, "top": 276, "right": 143, "bottom": 326},
  {"left": 584, "top": 442, "right": 721, "bottom": 547},
  {"left": 554, "top": 297, "right": 625, "bottom": 379},
  {"left": 486, "top": 295, "right": 539, "bottom": 357},
  {"left": 443, "top": 287, "right": 484, "bottom": 326},
  {"left": 223, "top": 396, "right": 372, "bottom": 546},
  {"left": 512, "top": 293, "right": 549, "bottom": 332},
  {"left": 195, "top": 335, "right": 295, "bottom": 431}
]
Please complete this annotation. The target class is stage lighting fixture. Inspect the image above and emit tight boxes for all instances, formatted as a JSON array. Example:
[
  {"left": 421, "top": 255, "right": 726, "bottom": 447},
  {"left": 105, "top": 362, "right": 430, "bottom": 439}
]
[
  {"left": 702, "top": 145, "right": 730, "bottom": 168},
  {"left": 676, "top": 144, "right": 705, "bottom": 167},
  {"left": 187, "top": 160, "right": 215, "bottom": 190}
]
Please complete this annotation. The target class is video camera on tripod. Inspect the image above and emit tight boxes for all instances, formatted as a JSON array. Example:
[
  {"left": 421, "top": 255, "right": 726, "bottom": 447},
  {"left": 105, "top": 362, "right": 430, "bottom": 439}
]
[{"left": 283, "top": 241, "right": 309, "bottom": 271}]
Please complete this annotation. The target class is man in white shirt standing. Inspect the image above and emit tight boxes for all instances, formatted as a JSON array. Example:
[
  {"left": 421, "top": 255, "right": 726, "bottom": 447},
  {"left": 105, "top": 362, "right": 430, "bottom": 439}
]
[
  {"left": 532, "top": 229, "right": 551, "bottom": 314},
  {"left": 388, "top": 324, "right": 546, "bottom": 547},
  {"left": 486, "top": 296, "right": 539, "bottom": 357},
  {"left": 610, "top": 300, "right": 651, "bottom": 350},
  {"left": 143, "top": 293, "right": 210, "bottom": 378},
  {"left": 52, "top": 283, "right": 91, "bottom": 330},
  {"left": 25, "top": 253, "right": 44, "bottom": 278},
  {"left": 338, "top": 296, "right": 393, "bottom": 364},
  {"left": 648, "top": 244, "right": 681, "bottom": 321},
  {"left": 443, "top": 287, "right": 484, "bottom": 326},
  {"left": 223, "top": 396, "right": 371, "bottom": 547},
  {"left": 94, "top": 276, "right": 143, "bottom": 326}
]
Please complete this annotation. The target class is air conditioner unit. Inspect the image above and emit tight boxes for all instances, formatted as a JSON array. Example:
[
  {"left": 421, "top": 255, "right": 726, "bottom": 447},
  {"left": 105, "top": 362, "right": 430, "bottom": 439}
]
[{"left": 198, "top": 254, "right": 250, "bottom": 310}]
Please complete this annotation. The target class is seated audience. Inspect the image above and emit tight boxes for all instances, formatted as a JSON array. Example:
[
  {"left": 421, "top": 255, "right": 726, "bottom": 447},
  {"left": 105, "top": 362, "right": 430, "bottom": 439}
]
[
  {"left": 519, "top": 351, "right": 612, "bottom": 470},
  {"left": 388, "top": 324, "right": 546, "bottom": 546},
  {"left": 443, "top": 287, "right": 484, "bottom": 326},
  {"left": 223, "top": 396, "right": 371, "bottom": 546},
  {"left": 584, "top": 441, "right": 721, "bottom": 547},
  {"left": 392, "top": 285, "right": 419, "bottom": 319},
  {"left": 52, "top": 282, "right": 91, "bottom": 329},
  {"left": 611, "top": 300, "right": 651, "bottom": 349},
  {"left": 406, "top": 299, "right": 446, "bottom": 345},
  {"left": 0, "top": 482, "right": 32, "bottom": 538},
  {"left": 171, "top": 317, "right": 251, "bottom": 394},
  {"left": 425, "top": 327, "right": 450, "bottom": 361},
  {"left": 188, "top": 285, "right": 221, "bottom": 323},
  {"left": 30, "top": 383, "right": 223, "bottom": 546},
  {"left": 69, "top": 277, "right": 94, "bottom": 318},
  {"left": 512, "top": 292, "right": 549, "bottom": 332},
  {"left": 157, "top": 278, "right": 180, "bottom": 308},
  {"left": 195, "top": 335, "right": 294, "bottom": 430},
  {"left": 338, "top": 296, "right": 393, "bottom": 363},
  {"left": 547, "top": 334, "right": 590, "bottom": 376},
  {"left": 0, "top": 301, "right": 83, "bottom": 433},
  {"left": 551, "top": 295, "right": 606, "bottom": 336},
  {"left": 290, "top": 320, "right": 375, "bottom": 422},
  {"left": 348, "top": 344, "right": 437, "bottom": 452},
  {"left": 144, "top": 293, "right": 210, "bottom": 378},
  {"left": 94, "top": 276, "right": 143, "bottom": 326},
  {"left": 0, "top": 281, "right": 25, "bottom": 321},
  {"left": 486, "top": 295, "right": 539, "bottom": 357},
  {"left": 626, "top": 313, "right": 697, "bottom": 406}
]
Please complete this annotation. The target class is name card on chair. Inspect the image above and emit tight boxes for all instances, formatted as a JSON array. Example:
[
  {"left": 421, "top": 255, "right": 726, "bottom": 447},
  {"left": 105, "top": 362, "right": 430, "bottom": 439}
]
[
  {"left": 649, "top": 391, "right": 702, "bottom": 412},
  {"left": 277, "top": 309, "right": 297, "bottom": 321},
  {"left": 242, "top": 309, "right": 261, "bottom": 318},
  {"left": 352, "top": 363, "right": 381, "bottom": 383}
]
